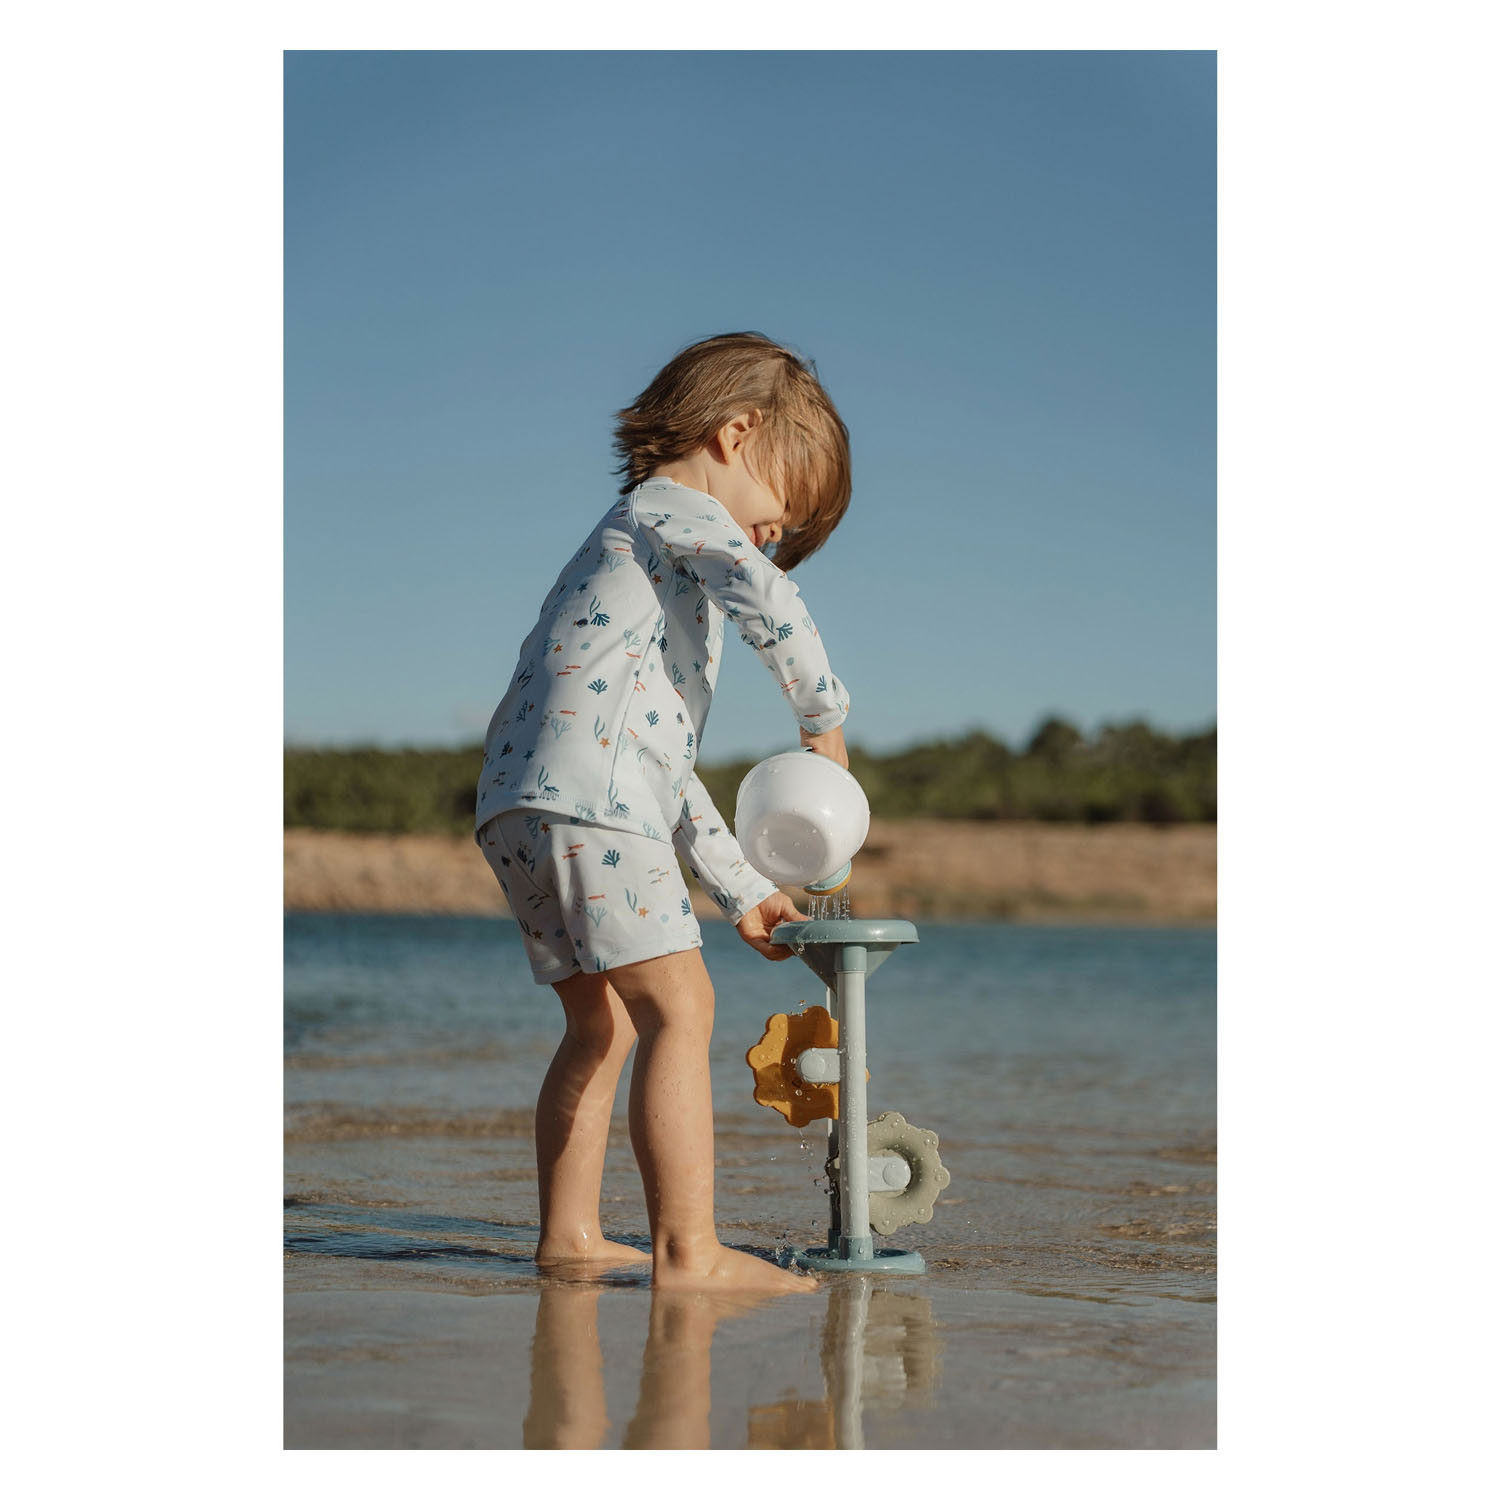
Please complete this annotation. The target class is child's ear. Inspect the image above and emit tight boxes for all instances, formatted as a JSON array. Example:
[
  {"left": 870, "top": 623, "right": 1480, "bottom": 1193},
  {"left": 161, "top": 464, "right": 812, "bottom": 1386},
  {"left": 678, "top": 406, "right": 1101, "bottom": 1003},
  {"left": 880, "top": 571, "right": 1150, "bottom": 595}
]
[{"left": 715, "top": 410, "right": 763, "bottom": 459}]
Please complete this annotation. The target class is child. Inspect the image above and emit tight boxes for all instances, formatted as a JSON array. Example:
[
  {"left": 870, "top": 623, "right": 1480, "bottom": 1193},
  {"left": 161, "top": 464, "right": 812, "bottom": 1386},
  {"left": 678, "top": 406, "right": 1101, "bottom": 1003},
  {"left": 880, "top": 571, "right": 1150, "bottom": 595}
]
[{"left": 476, "top": 332, "right": 852, "bottom": 1293}]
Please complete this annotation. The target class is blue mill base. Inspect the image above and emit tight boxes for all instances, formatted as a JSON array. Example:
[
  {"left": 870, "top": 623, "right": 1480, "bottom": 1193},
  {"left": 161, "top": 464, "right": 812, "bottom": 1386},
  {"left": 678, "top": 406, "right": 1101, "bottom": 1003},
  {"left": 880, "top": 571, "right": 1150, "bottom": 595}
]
[{"left": 787, "top": 1245, "right": 928, "bottom": 1275}]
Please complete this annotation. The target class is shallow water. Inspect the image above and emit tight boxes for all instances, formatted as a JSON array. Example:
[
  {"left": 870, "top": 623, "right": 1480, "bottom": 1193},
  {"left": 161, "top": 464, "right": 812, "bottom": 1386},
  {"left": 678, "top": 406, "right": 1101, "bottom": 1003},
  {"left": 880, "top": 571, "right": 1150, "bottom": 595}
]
[{"left": 284, "top": 913, "right": 1215, "bottom": 1447}]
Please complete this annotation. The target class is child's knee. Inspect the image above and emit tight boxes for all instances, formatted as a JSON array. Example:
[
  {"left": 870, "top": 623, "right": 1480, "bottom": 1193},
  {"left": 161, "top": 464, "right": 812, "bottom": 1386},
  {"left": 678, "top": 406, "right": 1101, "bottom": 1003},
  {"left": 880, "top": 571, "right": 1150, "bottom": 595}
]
[
  {"left": 566, "top": 1007, "right": 635, "bottom": 1060},
  {"left": 555, "top": 976, "right": 637, "bottom": 1058},
  {"left": 605, "top": 950, "right": 714, "bottom": 1034}
]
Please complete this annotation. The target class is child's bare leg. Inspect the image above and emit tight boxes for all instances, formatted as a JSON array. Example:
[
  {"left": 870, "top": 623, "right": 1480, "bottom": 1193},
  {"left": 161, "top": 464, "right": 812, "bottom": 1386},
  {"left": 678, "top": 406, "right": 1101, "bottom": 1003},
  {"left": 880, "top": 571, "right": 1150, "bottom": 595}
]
[
  {"left": 607, "top": 949, "right": 815, "bottom": 1293},
  {"left": 534, "top": 971, "right": 650, "bottom": 1266}
]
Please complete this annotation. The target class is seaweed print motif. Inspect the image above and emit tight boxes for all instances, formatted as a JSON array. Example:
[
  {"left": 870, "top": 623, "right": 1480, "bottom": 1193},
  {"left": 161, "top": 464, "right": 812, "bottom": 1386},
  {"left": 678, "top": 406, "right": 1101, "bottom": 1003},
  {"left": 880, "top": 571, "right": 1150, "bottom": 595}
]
[
  {"left": 624, "top": 888, "right": 648, "bottom": 918},
  {"left": 776, "top": 621, "right": 794, "bottom": 641},
  {"left": 680, "top": 897, "right": 692, "bottom": 916},
  {"left": 593, "top": 715, "right": 610, "bottom": 747},
  {"left": 549, "top": 714, "right": 573, "bottom": 740},
  {"left": 599, "top": 549, "right": 626, "bottom": 572},
  {"left": 589, "top": 596, "right": 610, "bottom": 627},
  {"left": 607, "top": 779, "right": 630, "bottom": 818},
  {"left": 523, "top": 815, "right": 542, "bottom": 839},
  {"left": 585, "top": 904, "right": 609, "bottom": 929},
  {"left": 587, "top": 678, "right": 608, "bottom": 695},
  {"left": 671, "top": 663, "right": 686, "bottom": 686},
  {"left": 573, "top": 801, "right": 597, "bottom": 821},
  {"left": 534, "top": 765, "right": 559, "bottom": 801},
  {"left": 645, "top": 709, "right": 659, "bottom": 726},
  {"left": 602, "top": 849, "right": 621, "bottom": 868}
]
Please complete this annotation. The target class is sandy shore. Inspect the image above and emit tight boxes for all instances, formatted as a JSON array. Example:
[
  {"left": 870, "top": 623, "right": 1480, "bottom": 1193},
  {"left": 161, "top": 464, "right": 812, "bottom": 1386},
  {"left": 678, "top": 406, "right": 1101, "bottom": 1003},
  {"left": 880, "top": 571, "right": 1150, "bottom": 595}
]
[{"left": 284, "top": 819, "right": 1215, "bottom": 923}]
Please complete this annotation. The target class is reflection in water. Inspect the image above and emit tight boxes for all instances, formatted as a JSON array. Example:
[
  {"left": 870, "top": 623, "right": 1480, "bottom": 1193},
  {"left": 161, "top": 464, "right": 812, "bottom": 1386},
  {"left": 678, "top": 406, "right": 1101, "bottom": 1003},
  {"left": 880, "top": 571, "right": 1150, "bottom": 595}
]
[
  {"left": 749, "top": 1281, "right": 940, "bottom": 1450},
  {"left": 522, "top": 1272, "right": 941, "bottom": 1449},
  {"left": 621, "top": 1291, "right": 720, "bottom": 1449},
  {"left": 522, "top": 1279, "right": 611, "bottom": 1449}
]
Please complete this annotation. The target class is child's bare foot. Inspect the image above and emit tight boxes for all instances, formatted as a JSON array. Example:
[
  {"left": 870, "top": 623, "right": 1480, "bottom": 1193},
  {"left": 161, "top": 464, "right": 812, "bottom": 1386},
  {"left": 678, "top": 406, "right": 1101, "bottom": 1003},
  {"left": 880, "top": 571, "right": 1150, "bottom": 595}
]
[
  {"left": 653, "top": 1243, "right": 818, "bottom": 1295},
  {"left": 536, "top": 1235, "right": 651, "bottom": 1268}
]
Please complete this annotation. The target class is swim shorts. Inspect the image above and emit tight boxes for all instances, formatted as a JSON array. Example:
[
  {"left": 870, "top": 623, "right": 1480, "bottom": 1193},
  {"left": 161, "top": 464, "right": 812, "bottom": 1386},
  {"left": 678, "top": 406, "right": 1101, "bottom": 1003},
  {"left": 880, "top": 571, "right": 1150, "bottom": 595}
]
[{"left": 479, "top": 811, "right": 703, "bottom": 984}]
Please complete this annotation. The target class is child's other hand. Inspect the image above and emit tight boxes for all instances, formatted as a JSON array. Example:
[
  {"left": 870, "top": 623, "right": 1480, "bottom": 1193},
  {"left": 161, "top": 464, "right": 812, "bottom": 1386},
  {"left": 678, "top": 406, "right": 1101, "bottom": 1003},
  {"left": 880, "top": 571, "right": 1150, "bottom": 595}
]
[
  {"left": 799, "top": 724, "right": 848, "bottom": 769},
  {"left": 736, "top": 891, "right": 806, "bottom": 960}
]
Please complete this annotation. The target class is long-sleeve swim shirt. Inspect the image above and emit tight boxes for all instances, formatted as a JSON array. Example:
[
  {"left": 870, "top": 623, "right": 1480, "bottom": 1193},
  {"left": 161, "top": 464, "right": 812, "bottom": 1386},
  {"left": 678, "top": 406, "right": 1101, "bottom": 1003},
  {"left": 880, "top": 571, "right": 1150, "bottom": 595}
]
[{"left": 474, "top": 476, "right": 851, "bottom": 919}]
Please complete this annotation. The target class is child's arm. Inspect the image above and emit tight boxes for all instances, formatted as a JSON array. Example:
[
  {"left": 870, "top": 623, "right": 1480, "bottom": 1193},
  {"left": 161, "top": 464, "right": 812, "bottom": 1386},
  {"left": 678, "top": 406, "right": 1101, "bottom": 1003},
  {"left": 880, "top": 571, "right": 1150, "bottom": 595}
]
[
  {"left": 635, "top": 494, "right": 851, "bottom": 740},
  {"left": 672, "top": 783, "right": 806, "bottom": 959},
  {"left": 799, "top": 723, "right": 848, "bottom": 769},
  {"left": 671, "top": 775, "right": 778, "bottom": 923}
]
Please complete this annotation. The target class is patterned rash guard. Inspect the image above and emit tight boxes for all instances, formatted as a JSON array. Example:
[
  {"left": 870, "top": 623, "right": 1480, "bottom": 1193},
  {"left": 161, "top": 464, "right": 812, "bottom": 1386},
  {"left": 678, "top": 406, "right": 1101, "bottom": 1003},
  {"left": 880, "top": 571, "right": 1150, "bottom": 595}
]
[{"left": 474, "top": 476, "right": 852, "bottom": 920}]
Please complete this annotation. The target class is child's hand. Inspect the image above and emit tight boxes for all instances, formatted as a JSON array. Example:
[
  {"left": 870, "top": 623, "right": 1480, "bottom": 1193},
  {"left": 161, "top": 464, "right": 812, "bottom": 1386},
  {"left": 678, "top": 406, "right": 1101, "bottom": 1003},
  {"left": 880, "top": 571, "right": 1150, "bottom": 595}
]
[
  {"left": 799, "top": 724, "right": 848, "bottom": 769},
  {"left": 736, "top": 891, "right": 807, "bottom": 960}
]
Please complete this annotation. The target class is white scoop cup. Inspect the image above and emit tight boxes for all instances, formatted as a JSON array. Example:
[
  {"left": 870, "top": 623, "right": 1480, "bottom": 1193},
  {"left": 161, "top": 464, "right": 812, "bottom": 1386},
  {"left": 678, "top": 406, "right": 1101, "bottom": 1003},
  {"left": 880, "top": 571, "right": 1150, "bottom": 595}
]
[{"left": 734, "top": 750, "right": 871, "bottom": 891}]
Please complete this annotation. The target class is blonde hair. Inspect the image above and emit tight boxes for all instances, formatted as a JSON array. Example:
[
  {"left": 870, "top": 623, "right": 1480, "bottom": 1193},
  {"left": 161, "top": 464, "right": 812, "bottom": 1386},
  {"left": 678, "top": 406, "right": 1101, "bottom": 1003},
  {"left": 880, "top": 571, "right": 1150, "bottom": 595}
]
[{"left": 613, "top": 332, "right": 851, "bottom": 571}]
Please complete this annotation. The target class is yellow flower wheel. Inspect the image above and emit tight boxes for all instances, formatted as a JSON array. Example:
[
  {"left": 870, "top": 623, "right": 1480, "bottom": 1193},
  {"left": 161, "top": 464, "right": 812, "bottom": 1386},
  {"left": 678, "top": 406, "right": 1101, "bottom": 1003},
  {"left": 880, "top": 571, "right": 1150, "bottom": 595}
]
[{"left": 745, "top": 1006, "right": 842, "bottom": 1126}]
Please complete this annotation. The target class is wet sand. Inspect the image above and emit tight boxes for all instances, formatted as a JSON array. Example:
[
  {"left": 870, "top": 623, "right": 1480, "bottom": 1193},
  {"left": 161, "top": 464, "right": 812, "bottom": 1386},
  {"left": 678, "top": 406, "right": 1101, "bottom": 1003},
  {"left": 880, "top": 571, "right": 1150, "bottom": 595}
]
[
  {"left": 284, "top": 1121, "right": 1216, "bottom": 1449},
  {"left": 285, "top": 916, "right": 1216, "bottom": 1448},
  {"left": 284, "top": 819, "right": 1216, "bottom": 923}
]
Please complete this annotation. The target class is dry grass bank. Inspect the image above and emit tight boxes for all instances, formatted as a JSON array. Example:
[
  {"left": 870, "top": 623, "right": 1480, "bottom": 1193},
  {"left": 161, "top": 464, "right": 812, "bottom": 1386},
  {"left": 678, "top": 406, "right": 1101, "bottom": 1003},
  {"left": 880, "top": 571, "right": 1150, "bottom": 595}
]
[{"left": 284, "top": 819, "right": 1215, "bottom": 924}]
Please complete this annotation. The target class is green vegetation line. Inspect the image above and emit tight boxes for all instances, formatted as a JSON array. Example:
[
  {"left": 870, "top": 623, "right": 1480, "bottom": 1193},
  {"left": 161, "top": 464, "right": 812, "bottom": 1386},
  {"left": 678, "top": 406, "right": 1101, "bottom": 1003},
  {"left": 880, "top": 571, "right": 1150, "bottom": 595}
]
[{"left": 284, "top": 718, "right": 1216, "bottom": 835}]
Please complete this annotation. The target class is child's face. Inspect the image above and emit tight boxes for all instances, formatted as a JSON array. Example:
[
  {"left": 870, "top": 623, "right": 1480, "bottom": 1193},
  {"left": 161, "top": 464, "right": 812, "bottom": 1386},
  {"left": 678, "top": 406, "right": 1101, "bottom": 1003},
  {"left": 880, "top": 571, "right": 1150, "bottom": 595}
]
[
  {"left": 717, "top": 459, "right": 793, "bottom": 553},
  {"left": 712, "top": 416, "right": 801, "bottom": 553}
]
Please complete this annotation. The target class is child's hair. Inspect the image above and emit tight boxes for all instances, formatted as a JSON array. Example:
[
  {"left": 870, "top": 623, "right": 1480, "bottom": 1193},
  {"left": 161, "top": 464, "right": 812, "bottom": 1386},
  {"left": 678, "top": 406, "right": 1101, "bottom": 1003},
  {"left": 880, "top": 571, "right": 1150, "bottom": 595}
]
[{"left": 612, "top": 331, "right": 851, "bottom": 571}]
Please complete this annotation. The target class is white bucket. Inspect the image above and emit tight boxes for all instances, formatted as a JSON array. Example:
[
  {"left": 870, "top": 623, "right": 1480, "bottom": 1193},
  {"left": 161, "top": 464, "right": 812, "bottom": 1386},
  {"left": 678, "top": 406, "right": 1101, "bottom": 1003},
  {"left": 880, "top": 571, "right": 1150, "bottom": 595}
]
[{"left": 734, "top": 751, "right": 871, "bottom": 888}]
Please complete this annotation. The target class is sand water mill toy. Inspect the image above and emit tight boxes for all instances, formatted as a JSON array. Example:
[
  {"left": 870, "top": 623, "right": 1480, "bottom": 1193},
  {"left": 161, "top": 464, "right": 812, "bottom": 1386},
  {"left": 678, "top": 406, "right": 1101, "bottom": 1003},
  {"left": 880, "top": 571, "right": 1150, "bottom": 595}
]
[{"left": 736, "top": 753, "right": 952, "bottom": 1274}]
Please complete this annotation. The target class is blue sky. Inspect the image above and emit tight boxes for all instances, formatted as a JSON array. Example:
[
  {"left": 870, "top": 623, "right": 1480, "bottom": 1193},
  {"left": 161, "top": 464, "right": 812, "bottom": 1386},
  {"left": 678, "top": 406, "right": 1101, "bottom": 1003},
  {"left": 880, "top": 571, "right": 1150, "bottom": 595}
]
[{"left": 285, "top": 50, "right": 1215, "bottom": 759}]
